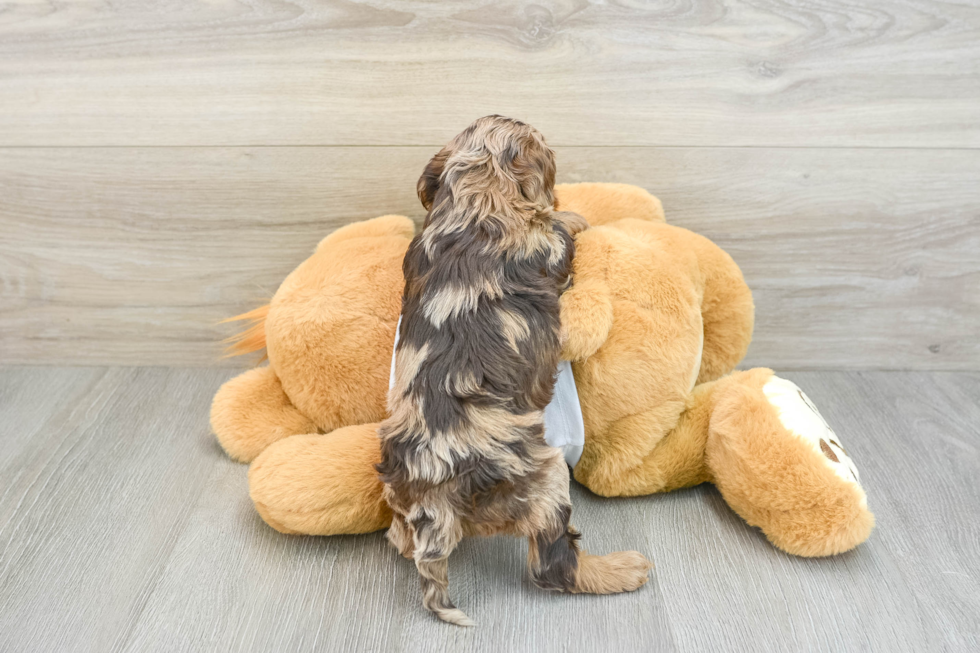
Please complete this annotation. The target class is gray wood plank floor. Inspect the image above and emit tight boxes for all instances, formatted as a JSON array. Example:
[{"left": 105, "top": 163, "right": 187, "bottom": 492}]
[{"left": 0, "top": 368, "right": 977, "bottom": 652}]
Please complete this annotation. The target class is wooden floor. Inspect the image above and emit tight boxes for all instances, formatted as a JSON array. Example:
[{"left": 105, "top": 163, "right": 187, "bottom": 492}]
[
  {"left": 0, "top": 366, "right": 977, "bottom": 652},
  {"left": 1, "top": 0, "right": 978, "bottom": 650}
]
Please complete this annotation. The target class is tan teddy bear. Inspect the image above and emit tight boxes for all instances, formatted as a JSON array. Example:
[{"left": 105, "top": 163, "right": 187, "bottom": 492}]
[{"left": 211, "top": 183, "right": 874, "bottom": 557}]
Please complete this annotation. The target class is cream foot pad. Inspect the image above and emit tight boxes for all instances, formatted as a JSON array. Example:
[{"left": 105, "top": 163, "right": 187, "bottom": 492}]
[{"left": 763, "top": 376, "right": 865, "bottom": 501}]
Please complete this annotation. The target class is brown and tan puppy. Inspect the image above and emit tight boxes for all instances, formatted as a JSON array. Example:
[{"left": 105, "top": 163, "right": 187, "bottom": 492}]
[{"left": 376, "top": 116, "right": 652, "bottom": 626}]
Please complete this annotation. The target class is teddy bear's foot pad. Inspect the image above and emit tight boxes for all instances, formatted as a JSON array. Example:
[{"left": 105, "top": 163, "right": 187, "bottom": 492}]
[{"left": 763, "top": 376, "right": 865, "bottom": 501}]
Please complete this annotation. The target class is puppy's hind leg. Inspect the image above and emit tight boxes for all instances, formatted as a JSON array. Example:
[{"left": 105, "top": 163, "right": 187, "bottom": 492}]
[
  {"left": 526, "top": 452, "right": 652, "bottom": 595},
  {"left": 409, "top": 506, "right": 472, "bottom": 627},
  {"left": 572, "top": 548, "right": 653, "bottom": 595},
  {"left": 386, "top": 512, "right": 414, "bottom": 559},
  {"left": 527, "top": 504, "right": 582, "bottom": 592},
  {"left": 528, "top": 503, "right": 652, "bottom": 595}
]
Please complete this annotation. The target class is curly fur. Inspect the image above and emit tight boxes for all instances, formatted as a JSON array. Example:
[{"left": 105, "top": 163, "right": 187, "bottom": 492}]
[{"left": 376, "top": 116, "right": 650, "bottom": 626}]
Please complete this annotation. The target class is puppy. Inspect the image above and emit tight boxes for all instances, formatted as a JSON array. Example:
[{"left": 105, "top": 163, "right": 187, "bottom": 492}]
[{"left": 377, "top": 116, "right": 651, "bottom": 626}]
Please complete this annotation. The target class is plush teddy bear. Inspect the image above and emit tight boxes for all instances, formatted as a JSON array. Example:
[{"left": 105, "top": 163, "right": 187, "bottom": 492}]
[{"left": 211, "top": 183, "right": 874, "bottom": 557}]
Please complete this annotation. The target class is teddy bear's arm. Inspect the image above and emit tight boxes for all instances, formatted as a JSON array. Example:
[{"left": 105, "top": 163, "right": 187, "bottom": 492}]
[
  {"left": 559, "top": 231, "right": 613, "bottom": 362},
  {"left": 685, "top": 231, "right": 755, "bottom": 384},
  {"left": 554, "top": 183, "right": 665, "bottom": 226},
  {"left": 559, "top": 279, "right": 613, "bottom": 362},
  {"left": 211, "top": 366, "right": 317, "bottom": 463},
  {"left": 315, "top": 214, "right": 415, "bottom": 253}
]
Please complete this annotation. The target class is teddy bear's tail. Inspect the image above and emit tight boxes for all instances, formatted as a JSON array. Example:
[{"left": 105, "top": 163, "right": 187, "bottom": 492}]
[{"left": 221, "top": 304, "right": 269, "bottom": 359}]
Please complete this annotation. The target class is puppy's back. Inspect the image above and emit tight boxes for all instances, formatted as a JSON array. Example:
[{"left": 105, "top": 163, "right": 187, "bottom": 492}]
[{"left": 379, "top": 218, "right": 573, "bottom": 496}]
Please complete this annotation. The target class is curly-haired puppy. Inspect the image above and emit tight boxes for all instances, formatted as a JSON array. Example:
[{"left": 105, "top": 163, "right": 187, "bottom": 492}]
[{"left": 377, "top": 115, "right": 652, "bottom": 626}]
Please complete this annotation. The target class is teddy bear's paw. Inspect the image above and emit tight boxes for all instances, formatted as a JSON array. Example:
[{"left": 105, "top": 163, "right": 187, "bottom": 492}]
[
  {"left": 559, "top": 282, "right": 613, "bottom": 361},
  {"left": 763, "top": 376, "right": 864, "bottom": 501},
  {"left": 572, "top": 550, "right": 653, "bottom": 595},
  {"left": 252, "top": 500, "right": 303, "bottom": 535}
]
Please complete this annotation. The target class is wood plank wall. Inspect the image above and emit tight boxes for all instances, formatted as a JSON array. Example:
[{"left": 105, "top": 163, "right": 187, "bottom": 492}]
[{"left": 1, "top": 0, "right": 978, "bottom": 369}]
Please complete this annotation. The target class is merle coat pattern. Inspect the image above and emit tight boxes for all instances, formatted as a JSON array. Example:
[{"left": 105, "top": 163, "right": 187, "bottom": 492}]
[{"left": 376, "top": 116, "right": 651, "bottom": 626}]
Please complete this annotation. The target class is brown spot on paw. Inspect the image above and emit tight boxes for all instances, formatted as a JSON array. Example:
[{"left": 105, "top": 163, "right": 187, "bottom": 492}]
[
  {"left": 820, "top": 439, "right": 840, "bottom": 463},
  {"left": 829, "top": 438, "right": 848, "bottom": 455}
]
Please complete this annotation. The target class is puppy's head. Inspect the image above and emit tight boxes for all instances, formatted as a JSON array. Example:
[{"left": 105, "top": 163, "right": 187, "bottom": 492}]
[{"left": 418, "top": 115, "right": 556, "bottom": 222}]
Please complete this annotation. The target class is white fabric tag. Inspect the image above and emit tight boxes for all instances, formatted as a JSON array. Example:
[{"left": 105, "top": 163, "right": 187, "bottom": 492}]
[{"left": 388, "top": 318, "right": 585, "bottom": 468}]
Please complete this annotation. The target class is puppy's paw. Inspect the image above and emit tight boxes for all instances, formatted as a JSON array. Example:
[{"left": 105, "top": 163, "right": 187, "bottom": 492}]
[
  {"left": 553, "top": 211, "right": 590, "bottom": 236},
  {"left": 574, "top": 550, "right": 653, "bottom": 594},
  {"left": 605, "top": 551, "right": 654, "bottom": 592}
]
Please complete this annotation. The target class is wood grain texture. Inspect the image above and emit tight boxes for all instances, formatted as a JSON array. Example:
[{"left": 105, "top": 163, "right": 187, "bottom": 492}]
[
  {"left": 0, "top": 0, "right": 978, "bottom": 147},
  {"left": 2, "top": 146, "right": 977, "bottom": 369},
  {"left": 0, "top": 367, "right": 237, "bottom": 653},
  {"left": 648, "top": 370, "right": 980, "bottom": 652},
  {"left": 118, "top": 459, "right": 676, "bottom": 653},
  {"left": 0, "top": 368, "right": 978, "bottom": 652}
]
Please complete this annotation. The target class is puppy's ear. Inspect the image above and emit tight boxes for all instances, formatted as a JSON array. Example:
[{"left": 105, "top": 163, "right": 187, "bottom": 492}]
[
  {"left": 514, "top": 137, "right": 556, "bottom": 210},
  {"left": 418, "top": 147, "right": 450, "bottom": 211}
]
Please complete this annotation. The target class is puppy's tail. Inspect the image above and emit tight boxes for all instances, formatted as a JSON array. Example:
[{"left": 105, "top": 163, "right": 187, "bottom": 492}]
[{"left": 417, "top": 558, "right": 475, "bottom": 627}]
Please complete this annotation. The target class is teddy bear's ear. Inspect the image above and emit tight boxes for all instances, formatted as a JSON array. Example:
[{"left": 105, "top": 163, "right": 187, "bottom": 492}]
[{"left": 417, "top": 146, "right": 450, "bottom": 211}]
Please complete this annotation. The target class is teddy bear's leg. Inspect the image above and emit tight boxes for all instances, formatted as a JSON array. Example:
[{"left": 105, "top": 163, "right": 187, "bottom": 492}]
[
  {"left": 210, "top": 366, "right": 317, "bottom": 463},
  {"left": 573, "top": 397, "right": 712, "bottom": 498},
  {"left": 248, "top": 423, "right": 392, "bottom": 535},
  {"left": 705, "top": 368, "right": 875, "bottom": 557}
]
